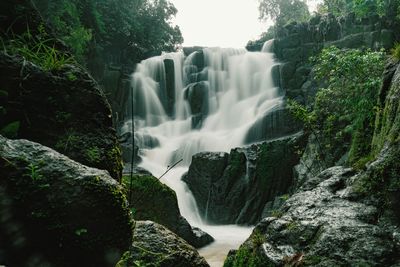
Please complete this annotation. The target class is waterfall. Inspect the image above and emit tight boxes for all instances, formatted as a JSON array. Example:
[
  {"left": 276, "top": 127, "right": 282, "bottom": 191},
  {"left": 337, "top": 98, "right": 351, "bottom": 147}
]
[{"left": 122, "top": 42, "right": 281, "bottom": 266}]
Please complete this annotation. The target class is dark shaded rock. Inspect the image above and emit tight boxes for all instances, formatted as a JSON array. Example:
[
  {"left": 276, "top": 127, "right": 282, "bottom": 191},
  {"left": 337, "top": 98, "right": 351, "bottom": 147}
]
[
  {"left": 182, "top": 152, "right": 229, "bottom": 218},
  {"left": 123, "top": 174, "right": 213, "bottom": 248},
  {"left": 183, "top": 47, "right": 205, "bottom": 57},
  {"left": 0, "top": 135, "right": 133, "bottom": 267},
  {"left": 224, "top": 166, "right": 400, "bottom": 267},
  {"left": 117, "top": 221, "right": 210, "bottom": 267},
  {"left": 164, "top": 58, "right": 175, "bottom": 116},
  {"left": 184, "top": 132, "right": 307, "bottom": 224},
  {"left": 245, "top": 106, "right": 302, "bottom": 144},
  {"left": 271, "top": 64, "right": 281, "bottom": 88},
  {"left": 0, "top": 52, "right": 123, "bottom": 181},
  {"left": 177, "top": 217, "right": 214, "bottom": 248},
  {"left": 184, "top": 82, "right": 210, "bottom": 128}
]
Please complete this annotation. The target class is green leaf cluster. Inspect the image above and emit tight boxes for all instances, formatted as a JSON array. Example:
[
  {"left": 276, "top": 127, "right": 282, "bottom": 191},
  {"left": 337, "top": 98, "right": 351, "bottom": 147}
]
[
  {"left": 32, "top": 0, "right": 183, "bottom": 63},
  {"left": 258, "top": 0, "right": 310, "bottom": 26},
  {"left": 316, "top": 0, "right": 400, "bottom": 19},
  {"left": 1, "top": 25, "right": 74, "bottom": 71},
  {"left": 289, "top": 46, "right": 385, "bottom": 166}
]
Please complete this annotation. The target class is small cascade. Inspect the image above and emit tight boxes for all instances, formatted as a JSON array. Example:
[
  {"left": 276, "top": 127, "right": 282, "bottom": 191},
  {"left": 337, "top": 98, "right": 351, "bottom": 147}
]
[{"left": 122, "top": 41, "right": 281, "bottom": 266}]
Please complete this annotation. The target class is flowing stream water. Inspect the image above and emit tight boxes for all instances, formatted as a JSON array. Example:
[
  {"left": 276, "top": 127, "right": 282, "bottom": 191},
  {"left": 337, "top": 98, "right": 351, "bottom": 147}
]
[{"left": 121, "top": 41, "right": 281, "bottom": 267}]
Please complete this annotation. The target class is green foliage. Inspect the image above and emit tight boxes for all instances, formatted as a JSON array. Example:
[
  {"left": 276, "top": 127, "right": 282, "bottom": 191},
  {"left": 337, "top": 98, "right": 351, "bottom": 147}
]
[
  {"left": 223, "top": 247, "right": 268, "bottom": 267},
  {"left": 32, "top": 0, "right": 183, "bottom": 64},
  {"left": 86, "top": 146, "right": 101, "bottom": 164},
  {"left": 312, "top": 46, "right": 385, "bottom": 164},
  {"left": 75, "top": 228, "right": 88, "bottom": 236},
  {"left": 289, "top": 47, "right": 385, "bottom": 167},
  {"left": 1, "top": 25, "right": 74, "bottom": 71},
  {"left": 25, "top": 163, "right": 43, "bottom": 182},
  {"left": 316, "top": 0, "right": 400, "bottom": 19},
  {"left": 258, "top": 0, "right": 310, "bottom": 25},
  {"left": 0, "top": 121, "right": 20, "bottom": 138},
  {"left": 391, "top": 43, "right": 400, "bottom": 61}
]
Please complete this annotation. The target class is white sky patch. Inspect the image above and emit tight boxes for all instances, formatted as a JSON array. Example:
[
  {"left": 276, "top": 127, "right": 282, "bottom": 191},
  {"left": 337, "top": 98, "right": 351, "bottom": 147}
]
[
  {"left": 170, "top": 0, "right": 322, "bottom": 48},
  {"left": 170, "top": 0, "right": 271, "bottom": 48}
]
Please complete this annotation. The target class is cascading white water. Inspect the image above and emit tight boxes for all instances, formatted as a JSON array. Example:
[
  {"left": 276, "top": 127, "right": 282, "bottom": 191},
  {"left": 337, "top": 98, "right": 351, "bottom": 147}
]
[{"left": 122, "top": 40, "right": 281, "bottom": 267}]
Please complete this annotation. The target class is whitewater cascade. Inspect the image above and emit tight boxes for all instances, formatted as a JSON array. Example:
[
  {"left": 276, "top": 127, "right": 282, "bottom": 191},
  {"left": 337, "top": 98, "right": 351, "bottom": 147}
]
[{"left": 121, "top": 41, "right": 282, "bottom": 267}]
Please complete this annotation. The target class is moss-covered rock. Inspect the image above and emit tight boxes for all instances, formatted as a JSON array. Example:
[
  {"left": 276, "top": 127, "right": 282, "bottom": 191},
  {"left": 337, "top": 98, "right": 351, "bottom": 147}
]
[
  {"left": 0, "top": 52, "right": 123, "bottom": 181},
  {"left": 122, "top": 174, "right": 213, "bottom": 248},
  {"left": 224, "top": 167, "right": 400, "bottom": 267},
  {"left": 116, "top": 221, "right": 210, "bottom": 267},
  {"left": 0, "top": 0, "right": 122, "bottom": 181},
  {"left": 183, "top": 132, "right": 307, "bottom": 224},
  {"left": 0, "top": 135, "right": 133, "bottom": 267}
]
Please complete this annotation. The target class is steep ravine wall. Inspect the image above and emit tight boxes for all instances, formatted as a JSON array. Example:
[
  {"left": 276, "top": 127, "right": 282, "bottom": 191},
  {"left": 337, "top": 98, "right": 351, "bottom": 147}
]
[{"left": 269, "top": 13, "right": 398, "bottom": 104}]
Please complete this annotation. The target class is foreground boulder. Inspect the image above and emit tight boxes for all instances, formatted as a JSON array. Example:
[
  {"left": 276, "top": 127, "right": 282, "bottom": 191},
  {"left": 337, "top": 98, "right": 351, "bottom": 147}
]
[
  {"left": 224, "top": 166, "right": 400, "bottom": 266},
  {"left": 117, "top": 221, "right": 210, "bottom": 267},
  {"left": 0, "top": 136, "right": 133, "bottom": 267},
  {"left": 0, "top": 52, "right": 123, "bottom": 181},
  {"left": 183, "top": 132, "right": 307, "bottom": 224},
  {"left": 123, "top": 174, "right": 213, "bottom": 248}
]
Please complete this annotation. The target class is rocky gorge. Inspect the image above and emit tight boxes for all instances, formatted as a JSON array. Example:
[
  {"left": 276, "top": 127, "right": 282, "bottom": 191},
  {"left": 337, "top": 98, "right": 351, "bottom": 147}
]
[{"left": 1, "top": 0, "right": 400, "bottom": 267}]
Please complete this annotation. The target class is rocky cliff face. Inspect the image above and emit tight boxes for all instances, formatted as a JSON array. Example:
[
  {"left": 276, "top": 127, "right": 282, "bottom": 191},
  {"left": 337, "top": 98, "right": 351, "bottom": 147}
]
[
  {"left": 183, "top": 132, "right": 307, "bottom": 225},
  {"left": 223, "top": 60, "right": 400, "bottom": 267},
  {"left": 0, "top": 136, "right": 133, "bottom": 267},
  {"left": 270, "top": 13, "right": 398, "bottom": 104}
]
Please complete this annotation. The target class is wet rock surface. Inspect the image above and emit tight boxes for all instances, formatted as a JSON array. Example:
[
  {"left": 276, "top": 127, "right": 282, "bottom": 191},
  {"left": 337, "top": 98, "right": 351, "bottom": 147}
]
[
  {"left": 0, "top": 52, "right": 123, "bottom": 181},
  {"left": 0, "top": 136, "right": 133, "bottom": 267},
  {"left": 224, "top": 166, "right": 400, "bottom": 267},
  {"left": 125, "top": 174, "right": 213, "bottom": 248},
  {"left": 183, "top": 132, "right": 307, "bottom": 225},
  {"left": 117, "top": 221, "right": 210, "bottom": 267}
]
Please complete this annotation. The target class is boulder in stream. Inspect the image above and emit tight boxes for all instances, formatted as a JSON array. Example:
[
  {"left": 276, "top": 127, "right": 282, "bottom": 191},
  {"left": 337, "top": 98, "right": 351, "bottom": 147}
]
[{"left": 117, "top": 221, "right": 210, "bottom": 267}]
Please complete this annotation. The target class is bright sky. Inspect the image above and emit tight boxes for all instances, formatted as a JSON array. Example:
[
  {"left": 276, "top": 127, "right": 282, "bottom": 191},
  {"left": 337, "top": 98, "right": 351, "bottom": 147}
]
[
  {"left": 170, "top": 0, "right": 270, "bottom": 48},
  {"left": 170, "top": 0, "right": 321, "bottom": 48}
]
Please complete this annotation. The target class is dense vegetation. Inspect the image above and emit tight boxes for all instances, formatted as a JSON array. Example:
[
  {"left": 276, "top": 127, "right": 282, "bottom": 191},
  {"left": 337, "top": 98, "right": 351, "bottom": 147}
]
[
  {"left": 289, "top": 47, "right": 386, "bottom": 168},
  {"left": 32, "top": 0, "right": 183, "bottom": 64}
]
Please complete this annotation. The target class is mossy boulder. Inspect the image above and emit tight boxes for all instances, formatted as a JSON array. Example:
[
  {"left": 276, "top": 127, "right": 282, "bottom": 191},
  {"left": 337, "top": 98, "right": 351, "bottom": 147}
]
[
  {"left": 0, "top": 52, "right": 122, "bottom": 181},
  {"left": 122, "top": 174, "right": 213, "bottom": 248},
  {"left": 116, "top": 221, "right": 210, "bottom": 267},
  {"left": 183, "top": 132, "right": 307, "bottom": 224},
  {"left": 224, "top": 167, "right": 400, "bottom": 266},
  {"left": 0, "top": 135, "right": 133, "bottom": 267}
]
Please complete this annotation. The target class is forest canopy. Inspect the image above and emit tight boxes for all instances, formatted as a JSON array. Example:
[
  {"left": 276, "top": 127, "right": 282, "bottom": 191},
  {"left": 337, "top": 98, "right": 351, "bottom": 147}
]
[{"left": 32, "top": 0, "right": 183, "bottom": 63}]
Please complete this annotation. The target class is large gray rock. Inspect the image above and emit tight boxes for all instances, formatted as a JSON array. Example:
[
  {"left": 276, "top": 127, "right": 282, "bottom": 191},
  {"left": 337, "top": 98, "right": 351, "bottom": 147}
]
[
  {"left": 224, "top": 166, "right": 400, "bottom": 267},
  {"left": 183, "top": 132, "right": 307, "bottom": 225},
  {"left": 0, "top": 136, "right": 133, "bottom": 267},
  {"left": 117, "top": 221, "right": 210, "bottom": 267}
]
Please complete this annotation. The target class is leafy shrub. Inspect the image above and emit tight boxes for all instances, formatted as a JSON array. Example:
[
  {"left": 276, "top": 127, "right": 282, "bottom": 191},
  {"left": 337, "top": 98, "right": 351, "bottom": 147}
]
[
  {"left": 289, "top": 47, "right": 385, "bottom": 167},
  {"left": 1, "top": 25, "right": 74, "bottom": 71},
  {"left": 391, "top": 42, "right": 400, "bottom": 61}
]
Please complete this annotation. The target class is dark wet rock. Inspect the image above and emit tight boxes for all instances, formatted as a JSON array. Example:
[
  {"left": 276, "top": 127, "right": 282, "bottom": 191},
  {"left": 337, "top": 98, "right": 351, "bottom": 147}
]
[
  {"left": 0, "top": 135, "right": 133, "bottom": 267},
  {"left": 184, "top": 132, "right": 307, "bottom": 224},
  {"left": 224, "top": 166, "right": 400, "bottom": 267},
  {"left": 164, "top": 58, "right": 176, "bottom": 116},
  {"left": 177, "top": 217, "right": 214, "bottom": 248},
  {"left": 124, "top": 174, "right": 213, "bottom": 248},
  {"left": 0, "top": 52, "right": 123, "bottom": 181},
  {"left": 245, "top": 106, "right": 303, "bottom": 144},
  {"left": 117, "top": 221, "right": 210, "bottom": 267},
  {"left": 184, "top": 81, "right": 210, "bottom": 128}
]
